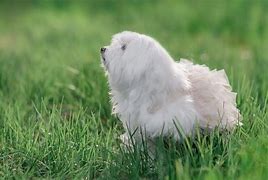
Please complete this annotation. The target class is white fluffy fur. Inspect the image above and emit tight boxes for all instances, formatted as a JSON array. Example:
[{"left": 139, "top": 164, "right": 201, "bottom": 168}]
[{"left": 101, "top": 31, "right": 241, "bottom": 142}]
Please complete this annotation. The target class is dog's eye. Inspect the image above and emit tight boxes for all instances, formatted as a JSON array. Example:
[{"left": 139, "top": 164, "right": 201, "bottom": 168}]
[{"left": 121, "top": 44, "right": 126, "bottom": 50}]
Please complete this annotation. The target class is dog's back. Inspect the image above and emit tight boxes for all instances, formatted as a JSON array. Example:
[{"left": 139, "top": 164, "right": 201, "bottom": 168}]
[{"left": 178, "top": 59, "right": 242, "bottom": 130}]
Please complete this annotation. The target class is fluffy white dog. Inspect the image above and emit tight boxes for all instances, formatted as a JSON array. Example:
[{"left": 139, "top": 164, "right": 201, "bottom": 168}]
[{"left": 101, "top": 31, "right": 241, "bottom": 144}]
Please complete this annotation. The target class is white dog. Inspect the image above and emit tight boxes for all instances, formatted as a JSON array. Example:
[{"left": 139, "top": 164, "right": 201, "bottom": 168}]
[{"left": 101, "top": 31, "right": 241, "bottom": 144}]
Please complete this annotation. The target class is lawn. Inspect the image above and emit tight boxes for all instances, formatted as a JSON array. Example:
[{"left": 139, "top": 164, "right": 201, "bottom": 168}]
[{"left": 0, "top": 1, "right": 267, "bottom": 179}]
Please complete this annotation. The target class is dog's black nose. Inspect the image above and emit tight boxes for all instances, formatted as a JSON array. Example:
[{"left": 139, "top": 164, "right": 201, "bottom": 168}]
[{"left": 100, "top": 47, "right": 106, "bottom": 53}]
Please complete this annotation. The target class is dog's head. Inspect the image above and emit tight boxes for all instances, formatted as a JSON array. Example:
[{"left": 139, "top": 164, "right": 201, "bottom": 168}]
[{"left": 100, "top": 31, "right": 174, "bottom": 87}]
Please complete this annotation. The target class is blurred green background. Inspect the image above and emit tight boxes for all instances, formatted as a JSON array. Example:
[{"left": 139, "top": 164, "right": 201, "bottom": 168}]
[{"left": 0, "top": 0, "right": 267, "bottom": 179}]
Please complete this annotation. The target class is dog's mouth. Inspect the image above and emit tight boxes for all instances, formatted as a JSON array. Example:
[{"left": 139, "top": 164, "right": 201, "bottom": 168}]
[
  {"left": 101, "top": 54, "right": 109, "bottom": 70},
  {"left": 100, "top": 47, "right": 107, "bottom": 63},
  {"left": 101, "top": 54, "right": 106, "bottom": 63}
]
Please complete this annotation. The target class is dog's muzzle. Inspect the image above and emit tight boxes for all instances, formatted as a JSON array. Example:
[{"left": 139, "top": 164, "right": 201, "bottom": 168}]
[{"left": 100, "top": 47, "right": 106, "bottom": 62}]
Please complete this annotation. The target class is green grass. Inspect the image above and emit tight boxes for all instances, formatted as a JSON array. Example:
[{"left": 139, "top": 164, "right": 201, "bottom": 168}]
[{"left": 0, "top": 1, "right": 267, "bottom": 179}]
